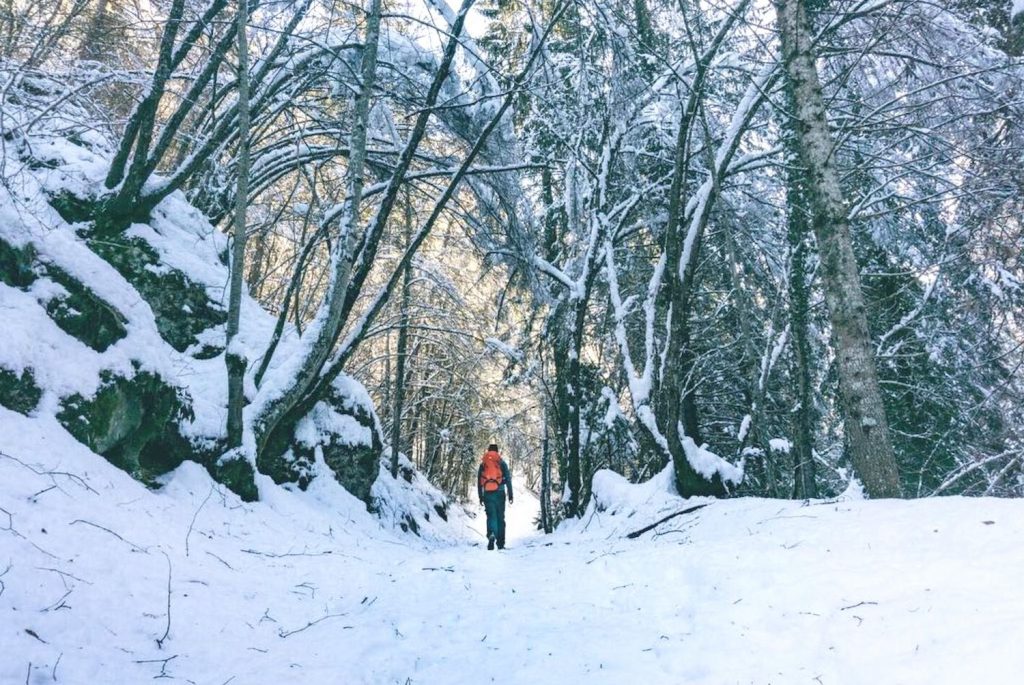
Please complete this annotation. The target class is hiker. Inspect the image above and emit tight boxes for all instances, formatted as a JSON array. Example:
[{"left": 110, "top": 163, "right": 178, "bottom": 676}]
[{"left": 478, "top": 443, "right": 513, "bottom": 550}]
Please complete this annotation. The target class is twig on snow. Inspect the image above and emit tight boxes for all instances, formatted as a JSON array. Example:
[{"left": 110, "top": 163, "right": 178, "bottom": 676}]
[
  {"left": 205, "top": 551, "right": 235, "bottom": 570},
  {"left": 421, "top": 566, "right": 454, "bottom": 572},
  {"left": 3, "top": 508, "right": 59, "bottom": 559},
  {"left": 134, "top": 655, "right": 177, "bottom": 679},
  {"left": 624, "top": 504, "right": 709, "bottom": 539},
  {"left": 25, "top": 628, "right": 46, "bottom": 643},
  {"left": 41, "top": 588, "right": 72, "bottom": 612},
  {"left": 156, "top": 552, "right": 172, "bottom": 649},
  {"left": 0, "top": 561, "right": 10, "bottom": 599},
  {"left": 840, "top": 601, "right": 878, "bottom": 611},
  {"left": 0, "top": 451, "right": 97, "bottom": 494},
  {"left": 36, "top": 567, "right": 91, "bottom": 588},
  {"left": 185, "top": 485, "right": 214, "bottom": 557},
  {"left": 278, "top": 612, "right": 348, "bottom": 638},
  {"left": 52, "top": 652, "right": 62, "bottom": 681},
  {"left": 29, "top": 485, "right": 58, "bottom": 501},
  {"left": 241, "top": 548, "right": 335, "bottom": 558},
  {"left": 69, "top": 520, "right": 147, "bottom": 553},
  {"left": 586, "top": 549, "right": 625, "bottom": 565}
]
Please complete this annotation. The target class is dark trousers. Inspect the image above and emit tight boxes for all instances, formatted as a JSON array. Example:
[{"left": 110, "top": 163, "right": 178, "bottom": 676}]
[{"left": 483, "top": 490, "right": 506, "bottom": 546}]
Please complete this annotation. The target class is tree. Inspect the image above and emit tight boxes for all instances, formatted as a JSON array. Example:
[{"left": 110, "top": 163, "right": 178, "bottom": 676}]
[{"left": 775, "top": 0, "right": 902, "bottom": 497}]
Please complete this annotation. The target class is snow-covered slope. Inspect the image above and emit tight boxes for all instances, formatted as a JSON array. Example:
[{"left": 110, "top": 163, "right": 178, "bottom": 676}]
[
  {"left": 3, "top": 434, "right": 1023, "bottom": 684},
  {"left": 0, "top": 103, "right": 457, "bottom": 521}
]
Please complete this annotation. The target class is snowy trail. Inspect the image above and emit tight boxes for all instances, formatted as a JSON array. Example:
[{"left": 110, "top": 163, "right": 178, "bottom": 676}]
[{"left": 3, "top": 413, "right": 1024, "bottom": 684}]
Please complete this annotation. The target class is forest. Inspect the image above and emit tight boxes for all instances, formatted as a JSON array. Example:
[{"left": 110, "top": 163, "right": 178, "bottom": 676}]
[{"left": 1, "top": 0, "right": 1023, "bottom": 683}]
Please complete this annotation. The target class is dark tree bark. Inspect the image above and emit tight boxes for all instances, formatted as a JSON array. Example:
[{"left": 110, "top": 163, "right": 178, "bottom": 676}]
[
  {"left": 785, "top": 123, "right": 818, "bottom": 500},
  {"left": 390, "top": 191, "right": 414, "bottom": 478}
]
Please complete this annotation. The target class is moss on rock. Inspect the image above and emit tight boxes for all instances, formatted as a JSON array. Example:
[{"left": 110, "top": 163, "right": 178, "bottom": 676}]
[
  {"left": 49, "top": 191, "right": 96, "bottom": 224},
  {"left": 44, "top": 266, "right": 127, "bottom": 352},
  {"left": 0, "top": 366, "right": 42, "bottom": 414},
  {"left": 87, "top": 236, "right": 226, "bottom": 353},
  {"left": 57, "top": 369, "right": 193, "bottom": 483},
  {"left": 257, "top": 384, "right": 383, "bottom": 504},
  {"left": 210, "top": 454, "right": 259, "bottom": 503},
  {"left": 0, "top": 238, "right": 37, "bottom": 288}
]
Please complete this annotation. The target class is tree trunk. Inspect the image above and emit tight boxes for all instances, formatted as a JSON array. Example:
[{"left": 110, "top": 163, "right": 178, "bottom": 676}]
[
  {"left": 775, "top": 0, "right": 901, "bottom": 498},
  {"left": 541, "top": 407, "right": 553, "bottom": 534},
  {"left": 784, "top": 83, "right": 818, "bottom": 500},
  {"left": 390, "top": 191, "right": 414, "bottom": 478},
  {"left": 225, "top": 0, "right": 251, "bottom": 448}
]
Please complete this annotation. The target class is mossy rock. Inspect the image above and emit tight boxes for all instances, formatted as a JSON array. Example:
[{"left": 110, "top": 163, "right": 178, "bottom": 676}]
[
  {"left": 57, "top": 369, "right": 193, "bottom": 482},
  {"left": 87, "top": 236, "right": 226, "bottom": 352},
  {"left": 0, "top": 238, "right": 37, "bottom": 288},
  {"left": 49, "top": 191, "right": 96, "bottom": 224},
  {"left": 0, "top": 366, "right": 42, "bottom": 414},
  {"left": 258, "top": 445, "right": 316, "bottom": 491},
  {"left": 43, "top": 266, "right": 127, "bottom": 352},
  {"left": 258, "top": 385, "right": 382, "bottom": 504},
  {"left": 210, "top": 453, "right": 259, "bottom": 503}
]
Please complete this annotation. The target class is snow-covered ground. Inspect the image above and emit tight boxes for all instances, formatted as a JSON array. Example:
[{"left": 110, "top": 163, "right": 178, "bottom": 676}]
[{"left": 3, "top": 412, "right": 1024, "bottom": 685}]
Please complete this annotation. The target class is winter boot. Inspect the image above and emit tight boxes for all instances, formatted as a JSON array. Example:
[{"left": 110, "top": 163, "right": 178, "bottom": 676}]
[{"left": 487, "top": 534, "right": 495, "bottom": 551}]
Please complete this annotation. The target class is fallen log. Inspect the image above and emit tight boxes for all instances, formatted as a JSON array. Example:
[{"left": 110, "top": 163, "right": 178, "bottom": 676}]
[{"left": 625, "top": 503, "right": 709, "bottom": 539}]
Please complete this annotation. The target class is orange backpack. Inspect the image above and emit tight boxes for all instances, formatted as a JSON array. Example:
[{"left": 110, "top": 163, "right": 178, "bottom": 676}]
[{"left": 480, "top": 451, "right": 503, "bottom": 492}]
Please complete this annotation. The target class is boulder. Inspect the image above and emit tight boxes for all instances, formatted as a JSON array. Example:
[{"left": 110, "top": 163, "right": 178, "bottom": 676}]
[
  {"left": 42, "top": 266, "right": 127, "bottom": 352},
  {"left": 87, "top": 236, "right": 226, "bottom": 353},
  {"left": 258, "top": 377, "right": 383, "bottom": 504},
  {"left": 57, "top": 369, "right": 193, "bottom": 484}
]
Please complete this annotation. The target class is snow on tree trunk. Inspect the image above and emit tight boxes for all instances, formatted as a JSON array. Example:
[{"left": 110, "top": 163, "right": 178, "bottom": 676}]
[
  {"left": 226, "top": 0, "right": 251, "bottom": 448},
  {"left": 775, "top": 0, "right": 901, "bottom": 498}
]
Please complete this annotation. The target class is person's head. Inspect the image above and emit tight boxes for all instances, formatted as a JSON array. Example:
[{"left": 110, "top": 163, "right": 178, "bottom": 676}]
[{"left": 487, "top": 443, "right": 499, "bottom": 453}]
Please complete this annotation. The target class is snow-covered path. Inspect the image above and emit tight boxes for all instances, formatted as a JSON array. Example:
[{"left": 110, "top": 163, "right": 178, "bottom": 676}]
[{"left": 3, "top": 412, "right": 1024, "bottom": 685}]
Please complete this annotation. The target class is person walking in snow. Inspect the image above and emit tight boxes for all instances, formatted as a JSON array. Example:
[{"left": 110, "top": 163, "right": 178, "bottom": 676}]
[{"left": 478, "top": 443, "right": 513, "bottom": 550}]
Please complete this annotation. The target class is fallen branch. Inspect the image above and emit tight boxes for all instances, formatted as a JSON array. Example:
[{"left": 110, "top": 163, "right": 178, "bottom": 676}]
[
  {"left": 241, "top": 548, "right": 335, "bottom": 558},
  {"left": 421, "top": 566, "right": 454, "bottom": 573},
  {"left": 840, "top": 601, "right": 878, "bottom": 611},
  {"left": 278, "top": 612, "right": 348, "bottom": 638},
  {"left": 625, "top": 504, "right": 709, "bottom": 539}
]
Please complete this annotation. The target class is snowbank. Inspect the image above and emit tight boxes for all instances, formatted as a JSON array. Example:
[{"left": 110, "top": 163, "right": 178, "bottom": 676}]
[{"left": 4, "top": 413, "right": 1024, "bottom": 684}]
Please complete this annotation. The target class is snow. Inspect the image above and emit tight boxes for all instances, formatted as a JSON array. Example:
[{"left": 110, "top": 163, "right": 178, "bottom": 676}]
[
  {"left": 1014, "top": 0, "right": 1024, "bottom": 21},
  {"left": 4, "top": 427, "right": 1024, "bottom": 684},
  {"left": 0, "top": 123, "right": 379, "bottom": 459},
  {"left": 680, "top": 433, "right": 743, "bottom": 484}
]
